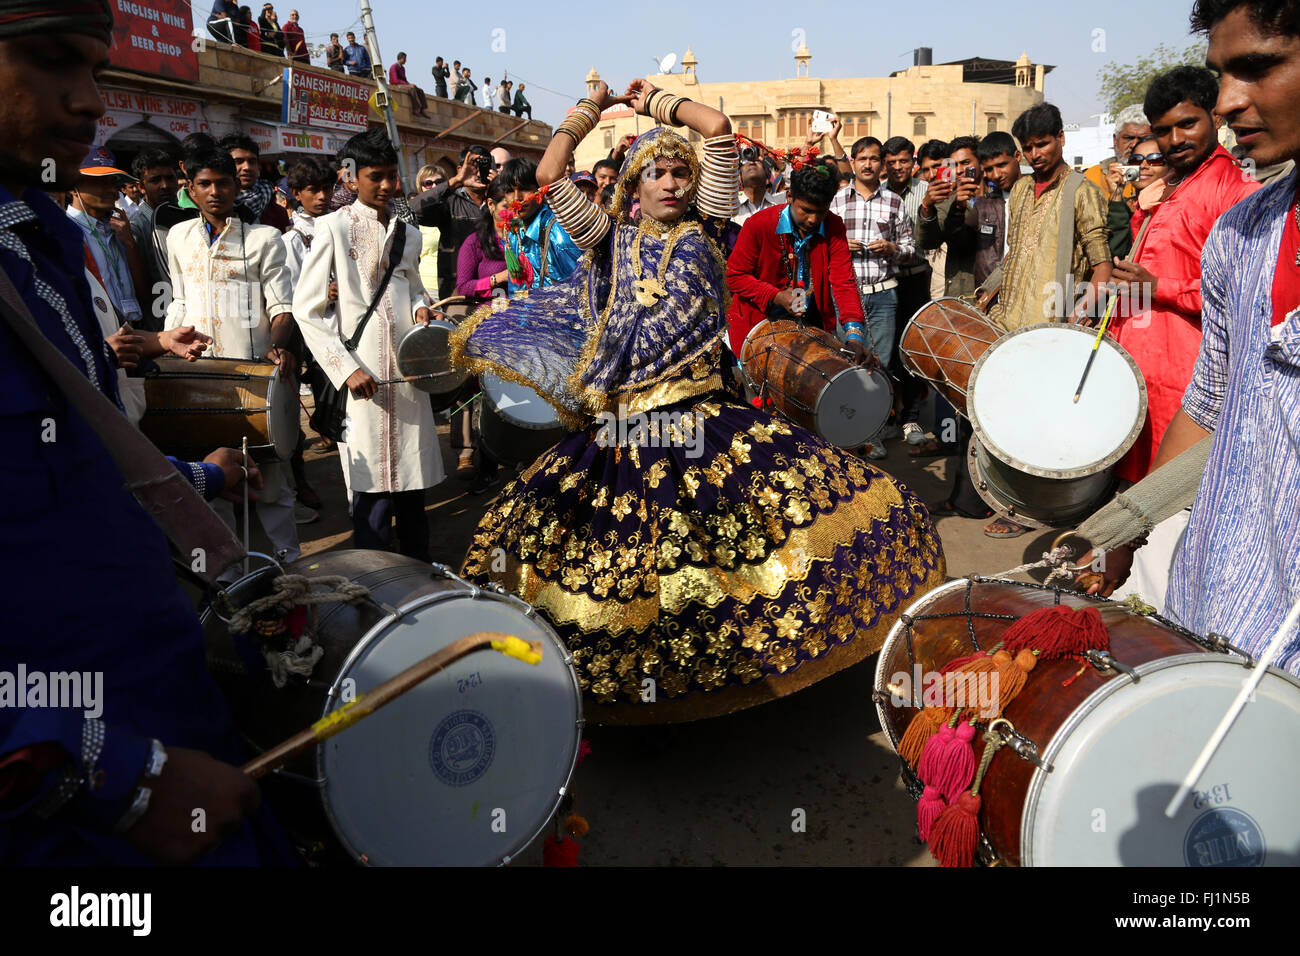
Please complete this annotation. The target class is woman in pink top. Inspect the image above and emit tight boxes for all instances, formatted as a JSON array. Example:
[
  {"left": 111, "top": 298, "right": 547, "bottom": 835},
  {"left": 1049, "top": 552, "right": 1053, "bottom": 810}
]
[{"left": 456, "top": 180, "right": 512, "bottom": 304}]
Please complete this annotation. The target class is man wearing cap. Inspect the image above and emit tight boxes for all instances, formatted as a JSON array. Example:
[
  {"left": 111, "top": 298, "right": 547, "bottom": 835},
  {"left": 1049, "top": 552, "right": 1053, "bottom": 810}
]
[
  {"left": 571, "top": 171, "right": 598, "bottom": 203},
  {"left": 67, "top": 146, "right": 147, "bottom": 329},
  {"left": 0, "top": 0, "right": 294, "bottom": 864}
]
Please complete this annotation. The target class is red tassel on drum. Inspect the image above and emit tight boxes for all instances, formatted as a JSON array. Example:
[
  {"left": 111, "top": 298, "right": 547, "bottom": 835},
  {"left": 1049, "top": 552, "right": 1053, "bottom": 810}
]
[
  {"left": 930, "top": 791, "right": 981, "bottom": 867},
  {"left": 751, "top": 396, "right": 764, "bottom": 409},
  {"left": 933, "top": 719, "right": 978, "bottom": 804},
  {"left": 917, "top": 785, "right": 946, "bottom": 841},
  {"left": 543, "top": 833, "right": 580, "bottom": 867},
  {"left": 916, "top": 721, "right": 955, "bottom": 784},
  {"left": 1001, "top": 605, "right": 1108, "bottom": 660}
]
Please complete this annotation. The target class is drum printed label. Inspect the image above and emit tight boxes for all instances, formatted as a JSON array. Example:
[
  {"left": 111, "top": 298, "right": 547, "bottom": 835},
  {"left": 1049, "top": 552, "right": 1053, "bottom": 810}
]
[
  {"left": 1183, "top": 807, "right": 1265, "bottom": 867},
  {"left": 428, "top": 709, "right": 496, "bottom": 786}
]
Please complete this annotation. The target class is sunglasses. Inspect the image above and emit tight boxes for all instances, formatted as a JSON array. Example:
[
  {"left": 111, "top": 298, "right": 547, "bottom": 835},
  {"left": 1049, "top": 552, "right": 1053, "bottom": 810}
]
[
  {"left": 422, "top": 179, "right": 444, "bottom": 188},
  {"left": 1128, "top": 152, "right": 1166, "bottom": 165}
]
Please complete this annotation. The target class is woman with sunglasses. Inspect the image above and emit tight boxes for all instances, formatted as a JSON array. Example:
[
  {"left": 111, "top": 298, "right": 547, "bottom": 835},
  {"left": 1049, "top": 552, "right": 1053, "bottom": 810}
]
[{"left": 1105, "top": 135, "right": 1168, "bottom": 259}]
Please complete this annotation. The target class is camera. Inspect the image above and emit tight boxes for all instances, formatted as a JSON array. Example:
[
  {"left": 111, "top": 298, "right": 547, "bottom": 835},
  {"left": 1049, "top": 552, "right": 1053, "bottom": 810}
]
[
  {"left": 475, "top": 155, "right": 495, "bottom": 181},
  {"left": 739, "top": 145, "right": 761, "bottom": 164},
  {"left": 1121, "top": 165, "right": 1141, "bottom": 183}
]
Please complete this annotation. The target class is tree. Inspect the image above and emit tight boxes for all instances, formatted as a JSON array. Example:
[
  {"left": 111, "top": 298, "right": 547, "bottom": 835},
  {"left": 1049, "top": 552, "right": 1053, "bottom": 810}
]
[{"left": 1096, "top": 41, "right": 1209, "bottom": 118}]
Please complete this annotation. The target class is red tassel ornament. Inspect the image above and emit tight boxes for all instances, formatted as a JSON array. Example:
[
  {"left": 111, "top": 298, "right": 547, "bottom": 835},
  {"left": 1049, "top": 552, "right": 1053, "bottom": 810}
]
[
  {"left": 1000, "top": 605, "right": 1108, "bottom": 660},
  {"left": 916, "top": 785, "right": 946, "bottom": 841}
]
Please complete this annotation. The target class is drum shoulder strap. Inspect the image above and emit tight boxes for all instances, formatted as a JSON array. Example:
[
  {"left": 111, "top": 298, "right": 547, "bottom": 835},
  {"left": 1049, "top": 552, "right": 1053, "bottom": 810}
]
[
  {"left": 1054, "top": 171, "right": 1086, "bottom": 306},
  {"left": 344, "top": 221, "right": 407, "bottom": 352},
  {"left": 0, "top": 266, "right": 245, "bottom": 583}
]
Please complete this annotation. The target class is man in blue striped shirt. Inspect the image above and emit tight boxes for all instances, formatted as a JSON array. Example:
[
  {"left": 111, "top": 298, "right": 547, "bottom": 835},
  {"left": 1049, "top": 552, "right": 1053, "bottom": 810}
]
[{"left": 1085, "top": 0, "right": 1300, "bottom": 673}]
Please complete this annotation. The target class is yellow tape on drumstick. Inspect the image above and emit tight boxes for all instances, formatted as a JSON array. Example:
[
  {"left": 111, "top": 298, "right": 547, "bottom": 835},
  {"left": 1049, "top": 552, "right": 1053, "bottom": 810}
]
[
  {"left": 311, "top": 696, "right": 368, "bottom": 739},
  {"left": 491, "top": 635, "right": 542, "bottom": 665}
]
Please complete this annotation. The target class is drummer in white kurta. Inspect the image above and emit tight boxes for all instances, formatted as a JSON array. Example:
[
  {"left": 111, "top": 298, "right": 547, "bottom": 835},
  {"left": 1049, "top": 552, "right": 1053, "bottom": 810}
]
[
  {"left": 293, "top": 129, "right": 444, "bottom": 559},
  {"left": 163, "top": 149, "right": 301, "bottom": 572}
]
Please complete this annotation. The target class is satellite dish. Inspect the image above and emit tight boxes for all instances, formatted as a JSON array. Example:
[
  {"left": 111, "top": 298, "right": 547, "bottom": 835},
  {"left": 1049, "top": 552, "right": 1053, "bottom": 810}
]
[{"left": 652, "top": 52, "right": 677, "bottom": 73}]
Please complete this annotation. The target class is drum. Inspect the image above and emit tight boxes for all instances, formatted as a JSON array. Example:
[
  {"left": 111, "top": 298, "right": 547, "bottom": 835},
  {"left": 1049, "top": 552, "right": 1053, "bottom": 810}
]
[
  {"left": 396, "top": 319, "right": 469, "bottom": 405},
  {"left": 739, "top": 318, "right": 892, "bottom": 448},
  {"left": 140, "top": 357, "right": 298, "bottom": 462},
  {"left": 202, "top": 550, "right": 583, "bottom": 866},
  {"left": 966, "top": 324, "right": 1146, "bottom": 528},
  {"left": 479, "top": 374, "right": 567, "bottom": 467},
  {"left": 874, "top": 577, "right": 1300, "bottom": 866},
  {"left": 899, "top": 297, "right": 1001, "bottom": 417}
]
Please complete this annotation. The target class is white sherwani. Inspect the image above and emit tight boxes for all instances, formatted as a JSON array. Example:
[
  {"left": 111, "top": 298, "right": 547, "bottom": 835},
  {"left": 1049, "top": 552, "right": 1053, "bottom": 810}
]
[
  {"left": 164, "top": 216, "right": 294, "bottom": 357},
  {"left": 293, "top": 202, "right": 443, "bottom": 495},
  {"left": 163, "top": 214, "right": 300, "bottom": 570}
]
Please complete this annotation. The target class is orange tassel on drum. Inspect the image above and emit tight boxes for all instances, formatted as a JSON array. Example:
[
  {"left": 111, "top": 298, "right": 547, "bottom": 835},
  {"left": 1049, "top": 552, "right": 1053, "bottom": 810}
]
[
  {"left": 1000, "top": 605, "right": 1108, "bottom": 660},
  {"left": 898, "top": 706, "right": 952, "bottom": 766}
]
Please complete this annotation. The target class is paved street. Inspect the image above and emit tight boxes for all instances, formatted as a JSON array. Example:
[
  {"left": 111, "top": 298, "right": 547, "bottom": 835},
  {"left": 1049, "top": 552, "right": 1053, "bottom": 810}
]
[{"left": 235, "top": 408, "right": 1065, "bottom": 866}]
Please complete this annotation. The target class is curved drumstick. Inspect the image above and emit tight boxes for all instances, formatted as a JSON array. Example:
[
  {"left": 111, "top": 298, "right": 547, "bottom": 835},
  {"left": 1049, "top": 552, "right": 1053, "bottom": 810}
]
[{"left": 242, "top": 632, "right": 543, "bottom": 779}]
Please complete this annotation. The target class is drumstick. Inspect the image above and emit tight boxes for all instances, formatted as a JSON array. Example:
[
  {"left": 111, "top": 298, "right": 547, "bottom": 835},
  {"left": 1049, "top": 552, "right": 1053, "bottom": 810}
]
[
  {"left": 1164, "top": 595, "right": 1300, "bottom": 819},
  {"left": 241, "top": 436, "right": 249, "bottom": 577},
  {"left": 373, "top": 372, "right": 441, "bottom": 386},
  {"left": 1071, "top": 290, "right": 1119, "bottom": 403},
  {"left": 242, "top": 632, "right": 543, "bottom": 780}
]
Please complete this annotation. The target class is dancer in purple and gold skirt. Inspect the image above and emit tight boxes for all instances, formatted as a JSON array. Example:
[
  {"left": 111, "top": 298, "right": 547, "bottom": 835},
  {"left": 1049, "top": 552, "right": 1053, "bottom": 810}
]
[{"left": 452, "top": 76, "right": 945, "bottom": 724}]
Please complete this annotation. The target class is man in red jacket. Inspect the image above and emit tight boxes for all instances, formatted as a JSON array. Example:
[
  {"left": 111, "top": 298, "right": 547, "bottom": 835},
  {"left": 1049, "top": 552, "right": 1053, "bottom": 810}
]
[
  {"left": 1109, "top": 65, "right": 1261, "bottom": 482},
  {"left": 726, "top": 162, "right": 868, "bottom": 361}
]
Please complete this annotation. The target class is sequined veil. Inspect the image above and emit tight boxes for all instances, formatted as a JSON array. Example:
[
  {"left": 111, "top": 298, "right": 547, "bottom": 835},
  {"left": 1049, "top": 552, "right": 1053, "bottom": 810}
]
[{"left": 451, "top": 127, "right": 946, "bottom": 723}]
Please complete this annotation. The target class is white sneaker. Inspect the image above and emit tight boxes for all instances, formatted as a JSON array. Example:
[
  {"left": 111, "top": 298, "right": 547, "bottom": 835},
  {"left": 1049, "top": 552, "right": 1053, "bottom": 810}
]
[
  {"left": 294, "top": 501, "right": 320, "bottom": 525},
  {"left": 299, "top": 383, "right": 313, "bottom": 397},
  {"left": 903, "top": 422, "right": 926, "bottom": 445},
  {"left": 863, "top": 442, "right": 887, "bottom": 460}
]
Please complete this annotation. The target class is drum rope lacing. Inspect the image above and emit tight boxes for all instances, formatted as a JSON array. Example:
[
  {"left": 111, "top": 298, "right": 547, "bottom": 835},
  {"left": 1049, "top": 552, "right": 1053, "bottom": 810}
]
[{"left": 228, "top": 575, "right": 373, "bottom": 687}]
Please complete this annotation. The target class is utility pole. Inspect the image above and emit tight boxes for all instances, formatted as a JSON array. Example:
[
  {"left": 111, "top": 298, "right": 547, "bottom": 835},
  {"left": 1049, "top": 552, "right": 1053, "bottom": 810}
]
[{"left": 359, "top": 0, "right": 409, "bottom": 189}]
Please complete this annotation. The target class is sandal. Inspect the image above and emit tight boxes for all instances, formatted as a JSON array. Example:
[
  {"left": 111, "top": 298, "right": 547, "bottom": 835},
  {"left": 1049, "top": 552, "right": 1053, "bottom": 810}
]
[{"left": 984, "top": 517, "right": 1031, "bottom": 539}]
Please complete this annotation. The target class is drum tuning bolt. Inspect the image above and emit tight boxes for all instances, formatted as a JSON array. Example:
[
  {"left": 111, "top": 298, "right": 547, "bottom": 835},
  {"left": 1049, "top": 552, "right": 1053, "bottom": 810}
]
[
  {"left": 987, "top": 718, "right": 1052, "bottom": 773},
  {"left": 1084, "top": 648, "right": 1140, "bottom": 682}
]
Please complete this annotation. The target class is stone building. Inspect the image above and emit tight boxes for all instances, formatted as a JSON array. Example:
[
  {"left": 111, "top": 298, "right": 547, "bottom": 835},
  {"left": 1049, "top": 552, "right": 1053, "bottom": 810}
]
[
  {"left": 97, "top": 36, "right": 550, "bottom": 188},
  {"left": 573, "top": 46, "right": 1050, "bottom": 171}
]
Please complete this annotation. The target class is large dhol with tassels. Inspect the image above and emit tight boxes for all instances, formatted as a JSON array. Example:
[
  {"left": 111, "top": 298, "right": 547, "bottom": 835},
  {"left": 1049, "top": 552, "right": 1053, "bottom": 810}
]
[{"left": 873, "top": 577, "right": 1300, "bottom": 866}]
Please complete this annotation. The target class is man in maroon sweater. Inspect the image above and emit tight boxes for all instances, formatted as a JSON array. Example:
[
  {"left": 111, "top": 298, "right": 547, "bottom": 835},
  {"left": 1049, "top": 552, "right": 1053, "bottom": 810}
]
[{"left": 726, "top": 162, "right": 867, "bottom": 361}]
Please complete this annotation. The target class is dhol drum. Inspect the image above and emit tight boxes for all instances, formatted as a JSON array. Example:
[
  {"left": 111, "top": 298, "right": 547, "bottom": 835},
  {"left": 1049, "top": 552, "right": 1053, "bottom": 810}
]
[
  {"left": 396, "top": 318, "right": 470, "bottom": 411},
  {"left": 874, "top": 577, "right": 1300, "bottom": 866},
  {"left": 479, "top": 374, "right": 567, "bottom": 467},
  {"left": 739, "top": 318, "right": 892, "bottom": 448},
  {"left": 202, "top": 550, "right": 583, "bottom": 866},
  {"left": 899, "top": 297, "right": 1001, "bottom": 417},
  {"left": 140, "top": 357, "right": 298, "bottom": 462},
  {"left": 966, "top": 323, "right": 1147, "bottom": 527}
]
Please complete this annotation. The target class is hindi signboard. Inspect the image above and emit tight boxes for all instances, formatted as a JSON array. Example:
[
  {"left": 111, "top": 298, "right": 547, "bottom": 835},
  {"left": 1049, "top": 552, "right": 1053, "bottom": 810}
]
[{"left": 281, "top": 69, "right": 371, "bottom": 132}]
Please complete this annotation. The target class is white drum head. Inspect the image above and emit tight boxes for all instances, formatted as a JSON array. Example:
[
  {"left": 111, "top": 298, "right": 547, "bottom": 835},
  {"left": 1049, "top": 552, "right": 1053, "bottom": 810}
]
[
  {"left": 320, "top": 592, "right": 582, "bottom": 866},
  {"left": 483, "top": 374, "right": 561, "bottom": 429},
  {"left": 815, "top": 367, "right": 891, "bottom": 448},
  {"left": 266, "top": 372, "right": 300, "bottom": 460},
  {"left": 1023, "top": 655, "right": 1300, "bottom": 866},
  {"left": 969, "top": 324, "right": 1145, "bottom": 477}
]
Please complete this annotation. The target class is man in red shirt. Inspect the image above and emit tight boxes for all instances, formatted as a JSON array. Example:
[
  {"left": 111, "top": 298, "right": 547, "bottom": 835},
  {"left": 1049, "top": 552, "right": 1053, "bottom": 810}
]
[
  {"left": 388, "top": 52, "right": 429, "bottom": 118},
  {"left": 1109, "top": 65, "right": 1261, "bottom": 481},
  {"left": 280, "top": 8, "right": 308, "bottom": 63},
  {"left": 726, "top": 162, "right": 868, "bottom": 362}
]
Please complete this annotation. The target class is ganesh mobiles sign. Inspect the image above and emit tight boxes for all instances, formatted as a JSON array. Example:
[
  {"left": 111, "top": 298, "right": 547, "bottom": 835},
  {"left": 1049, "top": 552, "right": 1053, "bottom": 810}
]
[
  {"left": 281, "top": 69, "right": 371, "bottom": 132},
  {"left": 109, "top": 0, "right": 199, "bottom": 82},
  {"left": 96, "top": 88, "right": 209, "bottom": 145}
]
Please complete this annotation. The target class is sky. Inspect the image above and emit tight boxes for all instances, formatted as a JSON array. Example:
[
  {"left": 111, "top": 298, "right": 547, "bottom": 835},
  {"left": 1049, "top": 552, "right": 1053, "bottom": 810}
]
[{"left": 218, "top": 0, "right": 1207, "bottom": 129}]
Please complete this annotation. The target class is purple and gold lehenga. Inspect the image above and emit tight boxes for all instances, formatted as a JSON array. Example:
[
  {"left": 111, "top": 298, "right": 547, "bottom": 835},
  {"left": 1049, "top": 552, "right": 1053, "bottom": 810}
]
[{"left": 451, "top": 129, "right": 944, "bottom": 723}]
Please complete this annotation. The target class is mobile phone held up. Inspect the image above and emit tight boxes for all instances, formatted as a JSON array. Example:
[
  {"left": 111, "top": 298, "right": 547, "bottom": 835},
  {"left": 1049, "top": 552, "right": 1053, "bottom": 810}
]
[
  {"left": 811, "top": 110, "right": 834, "bottom": 135},
  {"left": 475, "top": 156, "right": 494, "bottom": 181}
]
